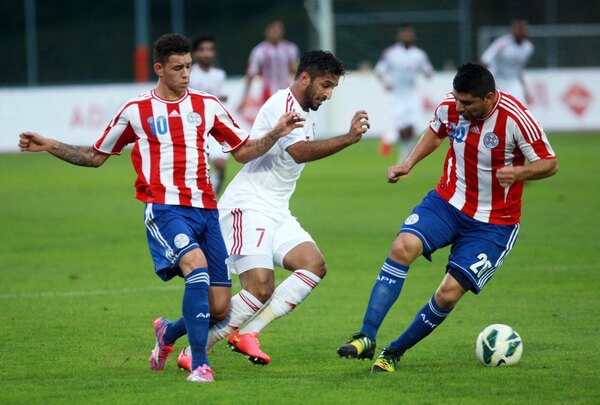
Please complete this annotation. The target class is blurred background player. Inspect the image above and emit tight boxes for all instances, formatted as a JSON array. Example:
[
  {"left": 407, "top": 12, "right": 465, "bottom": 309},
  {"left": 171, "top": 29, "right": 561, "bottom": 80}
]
[
  {"left": 238, "top": 20, "right": 300, "bottom": 123},
  {"left": 375, "top": 24, "right": 433, "bottom": 162},
  {"left": 177, "top": 50, "right": 370, "bottom": 369},
  {"left": 189, "top": 33, "right": 229, "bottom": 195},
  {"left": 481, "top": 19, "right": 534, "bottom": 104},
  {"left": 337, "top": 63, "right": 557, "bottom": 373},
  {"left": 18, "top": 33, "right": 303, "bottom": 383}
]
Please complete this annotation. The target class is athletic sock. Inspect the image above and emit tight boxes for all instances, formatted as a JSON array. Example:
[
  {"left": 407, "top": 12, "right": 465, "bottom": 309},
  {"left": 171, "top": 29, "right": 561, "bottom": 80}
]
[
  {"left": 182, "top": 268, "right": 211, "bottom": 369},
  {"left": 360, "top": 258, "right": 409, "bottom": 341},
  {"left": 239, "top": 269, "right": 321, "bottom": 334},
  {"left": 387, "top": 295, "right": 453, "bottom": 355},
  {"left": 206, "top": 289, "right": 263, "bottom": 351},
  {"left": 163, "top": 317, "right": 186, "bottom": 345},
  {"left": 400, "top": 138, "right": 416, "bottom": 162}
]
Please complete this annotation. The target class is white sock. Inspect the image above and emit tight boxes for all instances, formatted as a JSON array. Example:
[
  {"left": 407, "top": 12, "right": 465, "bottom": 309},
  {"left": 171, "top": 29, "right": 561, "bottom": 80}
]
[
  {"left": 239, "top": 270, "right": 321, "bottom": 334},
  {"left": 399, "top": 137, "right": 415, "bottom": 162},
  {"left": 206, "top": 289, "right": 262, "bottom": 351}
]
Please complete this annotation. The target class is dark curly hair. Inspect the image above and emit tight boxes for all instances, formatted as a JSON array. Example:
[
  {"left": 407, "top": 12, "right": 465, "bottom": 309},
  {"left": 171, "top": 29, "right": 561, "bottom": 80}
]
[{"left": 153, "top": 33, "right": 191, "bottom": 64}]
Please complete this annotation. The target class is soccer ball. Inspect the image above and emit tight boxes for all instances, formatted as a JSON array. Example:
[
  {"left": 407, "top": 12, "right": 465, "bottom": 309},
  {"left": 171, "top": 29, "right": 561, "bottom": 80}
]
[{"left": 475, "top": 324, "right": 523, "bottom": 366}]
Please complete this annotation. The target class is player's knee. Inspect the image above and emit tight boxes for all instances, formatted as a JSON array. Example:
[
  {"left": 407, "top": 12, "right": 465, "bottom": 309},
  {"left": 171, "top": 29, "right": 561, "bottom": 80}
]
[
  {"left": 389, "top": 234, "right": 421, "bottom": 264},
  {"left": 251, "top": 282, "right": 275, "bottom": 304},
  {"left": 210, "top": 306, "right": 229, "bottom": 321},
  {"left": 434, "top": 285, "right": 462, "bottom": 309},
  {"left": 304, "top": 256, "right": 327, "bottom": 279}
]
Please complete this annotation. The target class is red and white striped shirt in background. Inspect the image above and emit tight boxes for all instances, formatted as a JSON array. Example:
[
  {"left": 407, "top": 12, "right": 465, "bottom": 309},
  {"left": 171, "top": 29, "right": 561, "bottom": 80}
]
[
  {"left": 429, "top": 91, "right": 556, "bottom": 225},
  {"left": 247, "top": 40, "right": 299, "bottom": 102},
  {"left": 93, "top": 89, "right": 249, "bottom": 209}
]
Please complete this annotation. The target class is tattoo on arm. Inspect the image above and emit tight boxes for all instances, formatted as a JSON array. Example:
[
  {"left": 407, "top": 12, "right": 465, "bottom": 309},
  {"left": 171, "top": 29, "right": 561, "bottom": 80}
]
[
  {"left": 50, "top": 142, "right": 102, "bottom": 167},
  {"left": 244, "top": 135, "right": 276, "bottom": 155}
]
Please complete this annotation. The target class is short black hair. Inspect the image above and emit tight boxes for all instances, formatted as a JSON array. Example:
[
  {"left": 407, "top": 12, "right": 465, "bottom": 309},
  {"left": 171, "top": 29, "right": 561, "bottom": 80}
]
[
  {"left": 294, "top": 50, "right": 345, "bottom": 80},
  {"left": 191, "top": 33, "right": 215, "bottom": 52},
  {"left": 453, "top": 63, "right": 496, "bottom": 99},
  {"left": 153, "top": 33, "right": 191, "bottom": 64}
]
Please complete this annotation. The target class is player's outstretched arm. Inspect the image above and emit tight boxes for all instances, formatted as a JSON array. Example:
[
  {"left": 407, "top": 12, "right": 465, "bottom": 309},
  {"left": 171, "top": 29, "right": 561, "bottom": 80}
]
[
  {"left": 388, "top": 128, "right": 444, "bottom": 183},
  {"left": 496, "top": 158, "right": 558, "bottom": 187},
  {"left": 286, "top": 110, "right": 369, "bottom": 164},
  {"left": 231, "top": 112, "right": 304, "bottom": 164},
  {"left": 19, "top": 132, "right": 109, "bottom": 167}
]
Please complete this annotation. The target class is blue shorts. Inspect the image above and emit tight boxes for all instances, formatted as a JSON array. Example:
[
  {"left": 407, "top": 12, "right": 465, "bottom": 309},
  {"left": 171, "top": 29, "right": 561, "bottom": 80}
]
[
  {"left": 144, "top": 203, "right": 231, "bottom": 286},
  {"left": 399, "top": 191, "right": 520, "bottom": 294}
]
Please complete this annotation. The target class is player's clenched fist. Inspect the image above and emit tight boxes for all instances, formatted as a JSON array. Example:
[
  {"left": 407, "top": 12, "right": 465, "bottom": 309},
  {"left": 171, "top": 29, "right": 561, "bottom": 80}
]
[
  {"left": 387, "top": 162, "right": 411, "bottom": 183},
  {"left": 347, "top": 110, "right": 370, "bottom": 143},
  {"left": 496, "top": 165, "right": 519, "bottom": 187},
  {"left": 19, "top": 132, "right": 52, "bottom": 153}
]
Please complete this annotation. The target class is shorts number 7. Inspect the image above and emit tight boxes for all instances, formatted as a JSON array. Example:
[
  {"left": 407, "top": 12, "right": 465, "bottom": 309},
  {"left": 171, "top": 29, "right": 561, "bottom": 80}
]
[{"left": 256, "top": 228, "right": 266, "bottom": 247}]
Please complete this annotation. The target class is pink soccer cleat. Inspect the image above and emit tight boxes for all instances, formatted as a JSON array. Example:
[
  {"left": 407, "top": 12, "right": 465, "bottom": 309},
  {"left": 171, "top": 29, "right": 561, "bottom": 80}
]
[
  {"left": 177, "top": 346, "right": 192, "bottom": 372},
  {"left": 227, "top": 332, "right": 271, "bottom": 365},
  {"left": 149, "top": 317, "right": 174, "bottom": 370},
  {"left": 187, "top": 364, "right": 215, "bottom": 383}
]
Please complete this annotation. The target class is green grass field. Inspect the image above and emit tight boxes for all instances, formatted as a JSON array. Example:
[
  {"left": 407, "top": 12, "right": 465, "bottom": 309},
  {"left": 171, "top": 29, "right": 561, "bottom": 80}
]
[{"left": 1, "top": 134, "right": 599, "bottom": 404}]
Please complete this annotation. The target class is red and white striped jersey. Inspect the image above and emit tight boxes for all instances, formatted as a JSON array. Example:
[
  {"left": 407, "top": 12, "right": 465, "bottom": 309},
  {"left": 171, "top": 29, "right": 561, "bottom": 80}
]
[
  {"left": 247, "top": 40, "right": 299, "bottom": 101},
  {"left": 429, "top": 91, "right": 556, "bottom": 225},
  {"left": 93, "top": 89, "right": 248, "bottom": 209}
]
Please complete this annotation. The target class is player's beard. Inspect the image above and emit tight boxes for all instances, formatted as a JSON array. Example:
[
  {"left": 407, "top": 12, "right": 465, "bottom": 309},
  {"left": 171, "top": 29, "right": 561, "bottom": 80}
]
[{"left": 304, "top": 84, "right": 323, "bottom": 111}]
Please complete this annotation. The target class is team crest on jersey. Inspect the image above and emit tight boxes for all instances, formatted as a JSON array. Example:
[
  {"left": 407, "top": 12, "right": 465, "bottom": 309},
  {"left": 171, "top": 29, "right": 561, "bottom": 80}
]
[
  {"left": 483, "top": 132, "right": 499, "bottom": 149},
  {"left": 174, "top": 233, "right": 190, "bottom": 249},
  {"left": 186, "top": 111, "right": 202, "bottom": 126},
  {"left": 404, "top": 214, "right": 419, "bottom": 225}
]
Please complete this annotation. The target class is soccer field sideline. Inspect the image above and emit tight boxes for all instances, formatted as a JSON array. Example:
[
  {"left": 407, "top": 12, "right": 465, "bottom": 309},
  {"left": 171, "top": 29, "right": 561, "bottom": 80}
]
[{"left": 1, "top": 135, "right": 599, "bottom": 403}]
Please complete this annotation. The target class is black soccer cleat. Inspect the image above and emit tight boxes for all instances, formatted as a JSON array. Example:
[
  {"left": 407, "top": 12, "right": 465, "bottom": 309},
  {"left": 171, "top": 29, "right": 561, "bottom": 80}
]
[{"left": 337, "top": 333, "right": 376, "bottom": 360}]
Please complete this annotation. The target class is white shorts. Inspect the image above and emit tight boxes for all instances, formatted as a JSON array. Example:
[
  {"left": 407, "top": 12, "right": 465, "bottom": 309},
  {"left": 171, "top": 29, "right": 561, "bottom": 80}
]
[
  {"left": 390, "top": 94, "right": 419, "bottom": 130},
  {"left": 219, "top": 208, "right": 314, "bottom": 274},
  {"left": 206, "top": 136, "right": 230, "bottom": 161}
]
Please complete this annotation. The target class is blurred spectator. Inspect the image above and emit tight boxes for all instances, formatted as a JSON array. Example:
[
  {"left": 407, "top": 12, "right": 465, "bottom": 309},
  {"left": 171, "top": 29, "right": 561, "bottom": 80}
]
[
  {"left": 375, "top": 25, "right": 433, "bottom": 162},
  {"left": 238, "top": 20, "right": 299, "bottom": 122},
  {"left": 481, "top": 19, "right": 534, "bottom": 104},
  {"left": 189, "top": 34, "right": 229, "bottom": 195}
]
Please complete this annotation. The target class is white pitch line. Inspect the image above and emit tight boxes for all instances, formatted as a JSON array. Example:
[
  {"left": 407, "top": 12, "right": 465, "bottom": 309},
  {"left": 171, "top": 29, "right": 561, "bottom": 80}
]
[{"left": 0, "top": 264, "right": 593, "bottom": 300}]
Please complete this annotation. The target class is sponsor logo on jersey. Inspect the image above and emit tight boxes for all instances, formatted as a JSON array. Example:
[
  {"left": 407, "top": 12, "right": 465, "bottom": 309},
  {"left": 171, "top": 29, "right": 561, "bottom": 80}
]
[
  {"left": 196, "top": 312, "right": 210, "bottom": 319},
  {"left": 174, "top": 233, "right": 190, "bottom": 248},
  {"left": 404, "top": 213, "right": 419, "bottom": 225},
  {"left": 483, "top": 132, "right": 499, "bottom": 149},
  {"left": 186, "top": 111, "right": 202, "bottom": 126},
  {"left": 469, "top": 124, "right": 480, "bottom": 134}
]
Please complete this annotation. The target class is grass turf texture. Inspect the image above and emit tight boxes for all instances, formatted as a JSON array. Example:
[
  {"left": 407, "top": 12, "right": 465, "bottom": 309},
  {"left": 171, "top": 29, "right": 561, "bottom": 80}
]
[{"left": 1, "top": 134, "right": 599, "bottom": 404}]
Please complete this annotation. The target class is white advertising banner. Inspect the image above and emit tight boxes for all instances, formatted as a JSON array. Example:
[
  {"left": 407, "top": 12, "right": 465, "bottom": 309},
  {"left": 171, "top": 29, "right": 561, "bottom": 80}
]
[{"left": 1, "top": 68, "right": 598, "bottom": 153}]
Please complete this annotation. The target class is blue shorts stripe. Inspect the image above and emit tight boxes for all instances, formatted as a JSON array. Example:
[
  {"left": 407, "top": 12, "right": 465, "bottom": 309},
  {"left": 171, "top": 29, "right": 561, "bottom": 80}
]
[
  {"left": 145, "top": 204, "right": 177, "bottom": 263},
  {"left": 399, "top": 190, "right": 521, "bottom": 293},
  {"left": 494, "top": 223, "right": 520, "bottom": 268},
  {"left": 144, "top": 203, "right": 231, "bottom": 286}
]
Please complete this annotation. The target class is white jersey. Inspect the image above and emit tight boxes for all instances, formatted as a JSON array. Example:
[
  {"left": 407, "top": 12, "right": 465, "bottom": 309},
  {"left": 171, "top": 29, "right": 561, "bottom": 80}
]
[
  {"left": 481, "top": 34, "right": 534, "bottom": 100},
  {"left": 189, "top": 65, "right": 226, "bottom": 99},
  {"left": 374, "top": 43, "right": 433, "bottom": 96},
  {"left": 219, "top": 88, "right": 316, "bottom": 217},
  {"left": 189, "top": 64, "right": 229, "bottom": 161}
]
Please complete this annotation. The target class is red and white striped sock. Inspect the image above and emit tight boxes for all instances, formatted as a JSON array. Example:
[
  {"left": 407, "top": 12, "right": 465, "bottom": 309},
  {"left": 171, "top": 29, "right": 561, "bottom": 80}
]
[
  {"left": 239, "top": 269, "right": 321, "bottom": 334},
  {"left": 206, "top": 289, "right": 262, "bottom": 351}
]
